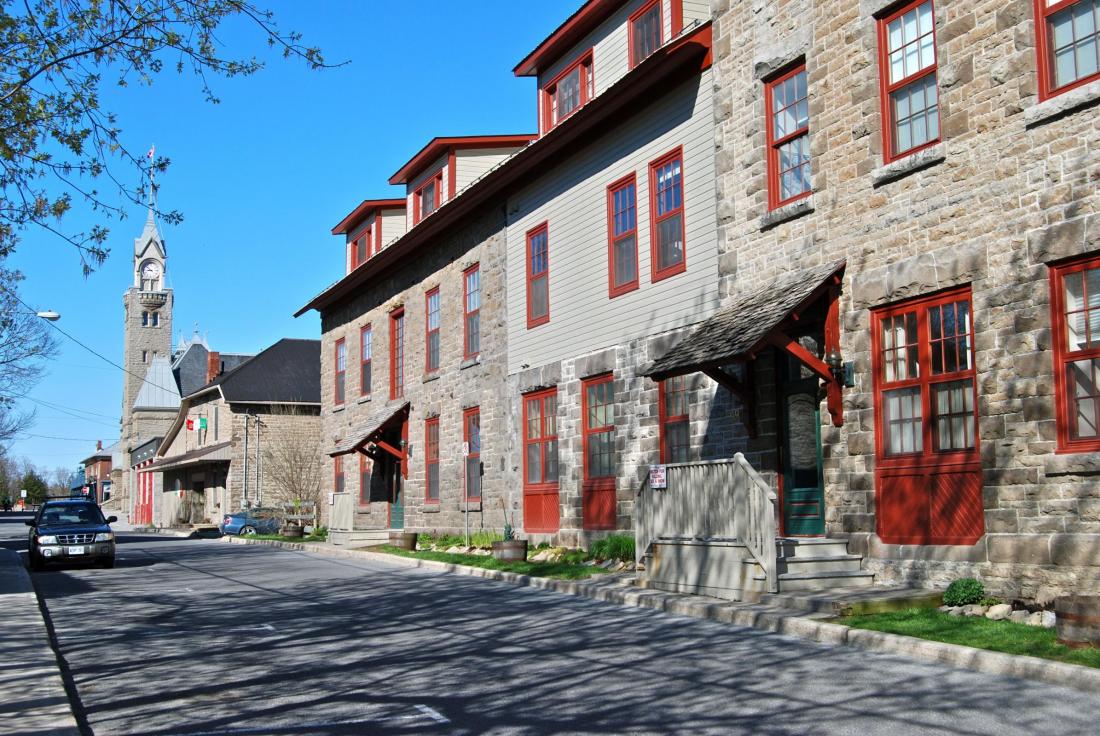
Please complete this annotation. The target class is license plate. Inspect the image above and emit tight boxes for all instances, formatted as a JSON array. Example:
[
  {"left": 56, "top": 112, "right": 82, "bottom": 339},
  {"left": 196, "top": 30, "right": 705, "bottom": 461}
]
[{"left": 67, "top": 546, "right": 85, "bottom": 555}]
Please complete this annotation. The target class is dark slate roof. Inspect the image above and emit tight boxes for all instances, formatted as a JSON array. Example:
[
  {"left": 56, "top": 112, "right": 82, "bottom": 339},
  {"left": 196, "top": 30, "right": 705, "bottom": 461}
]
[
  {"left": 148, "top": 441, "right": 233, "bottom": 470},
  {"left": 190, "top": 338, "right": 321, "bottom": 404},
  {"left": 330, "top": 402, "right": 410, "bottom": 456},
  {"left": 646, "top": 261, "right": 845, "bottom": 379}
]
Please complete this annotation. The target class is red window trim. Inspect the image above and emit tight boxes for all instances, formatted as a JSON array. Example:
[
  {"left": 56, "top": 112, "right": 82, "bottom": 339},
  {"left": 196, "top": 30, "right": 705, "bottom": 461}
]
[
  {"left": 389, "top": 307, "right": 405, "bottom": 400},
  {"left": 463, "top": 406, "right": 481, "bottom": 501},
  {"left": 541, "top": 52, "right": 594, "bottom": 134},
  {"left": 334, "top": 337, "right": 346, "bottom": 406},
  {"left": 359, "top": 324, "right": 372, "bottom": 397},
  {"left": 1050, "top": 253, "right": 1100, "bottom": 453},
  {"left": 628, "top": 0, "right": 663, "bottom": 70},
  {"left": 522, "top": 387, "right": 558, "bottom": 493},
  {"left": 607, "top": 173, "right": 640, "bottom": 298},
  {"left": 764, "top": 63, "right": 811, "bottom": 211},
  {"left": 876, "top": 0, "right": 941, "bottom": 164},
  {"left": 463, "top": 264, "right": 481, "bottom": 359},
  {"left": 526, "top": 222, "right": 550, "bottom": 328},
  {"left": 424, "top": 416, "right": 440, "bottom": 503},
  {"left": 334, "top": 455, "right": 345, "bottom": 495},
  {"left": 425, "top": 287, "right": 441, "bottom": 373},
  {"left": 658, "top": 376, "right": 690, "bottom": 464},
  {"left": 581, "top": 373, "right": 616, "bottom": 489},
  {"left": 358, "top": 453, "right": 370, "bottom": 508},
  {"left": 870, "top": 285, "right": 979, "bottom": 470},
  {"left": 412, "top": 171, "right": 443, "bottom": 225},
  {"left": 648, "top": 146, "right": 687, "bottom": 282},
  {"left": 1035, "top": 0, "right": 1100, "bottom": 101}
]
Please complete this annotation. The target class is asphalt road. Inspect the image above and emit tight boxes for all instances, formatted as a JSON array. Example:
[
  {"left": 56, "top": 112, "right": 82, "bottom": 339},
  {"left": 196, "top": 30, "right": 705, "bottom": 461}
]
[{"left": 4, "top": 519, "right": 1100, "bottom": 736}]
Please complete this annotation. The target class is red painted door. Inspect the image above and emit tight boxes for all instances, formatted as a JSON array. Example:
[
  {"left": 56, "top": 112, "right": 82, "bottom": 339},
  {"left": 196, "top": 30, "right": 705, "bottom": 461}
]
[
  {"left": 582, "top": 374, "right": 616, "bottom": 530},
  {"left": 522, "top": 389, "right": 560, "bottom": 533}
]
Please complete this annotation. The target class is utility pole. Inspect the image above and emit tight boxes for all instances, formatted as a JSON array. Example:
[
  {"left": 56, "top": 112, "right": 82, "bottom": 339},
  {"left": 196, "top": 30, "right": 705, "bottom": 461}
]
[
  {"left": 242, "top": 415, "right": 249, "bottom": 509},
  {"left": 256, "top": 416, "right": 263, "bottom": 506}
]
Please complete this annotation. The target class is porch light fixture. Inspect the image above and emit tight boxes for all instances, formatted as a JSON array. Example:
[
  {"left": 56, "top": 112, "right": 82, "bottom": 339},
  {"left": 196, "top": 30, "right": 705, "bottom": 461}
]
[{"left": 825, "top": 347, "right": 844, "bottom": 383}]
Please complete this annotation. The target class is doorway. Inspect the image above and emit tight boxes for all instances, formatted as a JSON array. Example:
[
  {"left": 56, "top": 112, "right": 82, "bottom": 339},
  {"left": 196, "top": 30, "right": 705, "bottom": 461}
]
[{"left": 778, "top": 350, "right": 826, "bottom": 536}]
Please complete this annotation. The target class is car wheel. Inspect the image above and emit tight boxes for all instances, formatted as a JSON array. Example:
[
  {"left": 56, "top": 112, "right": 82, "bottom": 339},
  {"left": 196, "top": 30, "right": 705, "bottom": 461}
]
[
  {"left": 240, "top": 525, "right": 257, "bottom": 536},
  {"left": 29, "top": 553, "right": 43, "bottom": 571}
]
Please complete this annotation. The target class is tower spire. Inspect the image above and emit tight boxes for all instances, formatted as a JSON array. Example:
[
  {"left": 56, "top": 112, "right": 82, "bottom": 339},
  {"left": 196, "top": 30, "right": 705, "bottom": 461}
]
[{"left": 146, "top": 143, "right": 157, "bottom": 223}]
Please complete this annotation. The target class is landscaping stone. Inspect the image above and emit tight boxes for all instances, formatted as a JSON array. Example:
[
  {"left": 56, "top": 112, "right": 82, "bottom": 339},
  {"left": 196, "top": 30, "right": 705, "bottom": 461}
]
[
  {"left": 1009, "top": 610, "right": 1030, "bottom": 624},
  {"left": 1027, "top": 611, "right": 1045, "bottom": 627},
  {"left": 985, "top": 604, "right": 1013, "bottom": 621},
  {"left": 948, "top": 607, "right": 964, "bottom": 616},
  {"left": 962, "top": 604, "right": 988, "bottom": 617},
  {"left": 937, "top": 605, "right": 953, "bottom": 613},
  {"left": 1042, "top": 610, "right": 1057, "bottom": 629}
]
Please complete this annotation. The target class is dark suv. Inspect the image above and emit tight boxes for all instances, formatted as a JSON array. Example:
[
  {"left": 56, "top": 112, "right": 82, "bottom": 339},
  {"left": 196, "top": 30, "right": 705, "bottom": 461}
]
[{"left": 26, "top": 499, "right": 117, "bottom": 570}]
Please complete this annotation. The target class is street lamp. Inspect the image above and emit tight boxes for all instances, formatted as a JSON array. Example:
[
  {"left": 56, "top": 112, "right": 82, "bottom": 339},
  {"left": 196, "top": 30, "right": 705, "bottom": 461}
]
[{"left": 36, "top": 309, "right": 60, "bottom": 321}]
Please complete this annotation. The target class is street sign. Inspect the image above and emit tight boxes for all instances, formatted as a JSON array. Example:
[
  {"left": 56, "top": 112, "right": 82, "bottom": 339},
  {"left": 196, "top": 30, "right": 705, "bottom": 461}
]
[
  {"left": 649, "top": 465, "right": 668, "bottom": 490},
  {"left": 20, "top": 489, "right": 27, "bottom": 498}
]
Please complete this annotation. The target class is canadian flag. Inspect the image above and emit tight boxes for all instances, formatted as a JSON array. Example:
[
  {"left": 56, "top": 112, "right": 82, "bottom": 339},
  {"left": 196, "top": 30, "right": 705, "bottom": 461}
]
[{"left": 186, "top": 418, "right": 194, "bottom": 431}]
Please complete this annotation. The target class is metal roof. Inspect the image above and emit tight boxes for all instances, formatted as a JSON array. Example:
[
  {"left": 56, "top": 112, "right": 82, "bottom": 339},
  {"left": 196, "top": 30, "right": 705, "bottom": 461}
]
[{"left": 133, "top": 356, "right": 182, "bottom": 410}]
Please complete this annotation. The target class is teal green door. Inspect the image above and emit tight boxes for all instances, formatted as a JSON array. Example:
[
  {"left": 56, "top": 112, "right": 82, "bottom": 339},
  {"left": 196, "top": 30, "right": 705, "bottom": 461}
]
[
  {"left": 389, "top": 458, "right": 404, "bottom": 530},
  {"left": 779, "top": 355, "right": 826, "bottom": 536}
]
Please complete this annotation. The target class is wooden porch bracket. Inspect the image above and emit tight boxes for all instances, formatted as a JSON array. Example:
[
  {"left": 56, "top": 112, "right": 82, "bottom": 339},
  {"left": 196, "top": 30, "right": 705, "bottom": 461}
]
[
  {"left": 703, "top": 367, "right": 757, "bottom": 438},
  {"left": 766, "top": 287, "right": 844, "bottom": 428},
  {"left": 375, "top": 440, "right": 406, "bottom": 461}
]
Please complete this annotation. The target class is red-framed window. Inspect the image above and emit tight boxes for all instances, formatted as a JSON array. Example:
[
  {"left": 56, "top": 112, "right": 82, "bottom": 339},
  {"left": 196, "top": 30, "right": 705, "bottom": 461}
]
[
  {"left": 464, "top": 407, "right": 482, "bottom": 500},
  {"left": 607, "top": 173, "right": 639, "bottom": 298},
  {"left": 1050, "top": 254, "right": 1100, "bottom": 452},
  {"left": 765, "top": 64, "right": 811, "bottom": 210},
  {"left": 649, "top": 148, "right": 686, "bottom": 282},
  {"left": 464, "top": 264, "right": 481, "bottom": 359},
  {"left": 526, "top": 223, "right": 550, "bottom": 328},
  {"left": 523, "top": 388, "right": 560, "bottom": 532},
  {"left": 413, "top": 172, "right": 443, "bottom": 224},
  {"left": 877, "top": 0, "right": 940, "bottom": 163},
  {"left": 629, "top": 0, "right": 663, "bottom": 68},
  {"left": 659, "top": 375, "right": 690, "bottom": 463},
  {"left": 350, "top": 226, "right": 370, "bottom": 270},
  {"left": 582, "top": 373, "right": 616, "bottom": 530},
  {"left": 425, "top": 417, "right": 440, "bottom": 503},
  {"left": 358, "top": 453, "right": 371, "bottom": 507},
  {"left": 542, "top": 53, "right": 594, "bottom": 132},
  {"left": 390, "top": 307, "right": 404, "bottom": 400},
  {"left": 373, "top": 217, "right": 384, "bottom": 257},
  {"left": 334, "top": 338, "right": 346, "bottom": 406},
  {"left": 360, "top": 325, "right": 372, "bottom": 397},
  {"left": 871, "top": 287, "right": 983, "bottom": 545},
  {"left": 425, "top": 287, "right": 441, "bottom": 373},
  {"left": 334, "top": 455, "right": 345, "bottom": 494},
  {"left": 1036, "top": 0, "right": 1100, "bottom": 101}
]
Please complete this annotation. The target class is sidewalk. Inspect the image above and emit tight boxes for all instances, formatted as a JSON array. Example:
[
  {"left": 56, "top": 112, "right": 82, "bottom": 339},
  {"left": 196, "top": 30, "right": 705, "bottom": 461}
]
[
  {"left": 225, "top": 535, "right": 1100, "bottom": 696},
  {"left": 0, "top": 549, "right": 80, "bottom": 736}
]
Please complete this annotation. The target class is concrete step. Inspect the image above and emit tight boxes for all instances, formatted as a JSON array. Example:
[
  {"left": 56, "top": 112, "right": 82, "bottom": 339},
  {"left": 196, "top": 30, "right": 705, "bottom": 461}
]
[
  {"left": 758, "top": 586, "right": 943, "bottom": 616},
  {"left": 330, "top": 529, "right": 391, "bottom": 547},
  {"left": 775, "top": 537, "right": 851, "bottom": 559},
  {"left": 776, "top": 554, "right": 863, "bottom": 575},
  {"left": 773, "top": 570, "right": 875, "bottom": 592}
]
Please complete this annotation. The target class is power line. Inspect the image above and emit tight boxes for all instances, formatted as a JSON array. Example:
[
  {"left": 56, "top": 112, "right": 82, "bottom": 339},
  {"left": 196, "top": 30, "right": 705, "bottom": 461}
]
[
  {"left": 24, "top": 396, "right": 118, "bottom": 421},
  {"left": 19, "top": 433, "right": 119, "bottom": 442}
]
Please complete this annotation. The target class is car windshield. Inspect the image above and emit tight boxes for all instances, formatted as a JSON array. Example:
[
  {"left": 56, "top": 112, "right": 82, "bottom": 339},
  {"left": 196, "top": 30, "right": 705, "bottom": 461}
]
[{"left": 41, "top": 505, "right": 105, "bottom": 526}]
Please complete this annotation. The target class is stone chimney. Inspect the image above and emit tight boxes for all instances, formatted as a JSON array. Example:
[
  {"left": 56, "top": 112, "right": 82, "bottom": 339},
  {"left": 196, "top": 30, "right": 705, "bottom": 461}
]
[{"left": 206, "top": 351, "right": 222, "bottom": 384}]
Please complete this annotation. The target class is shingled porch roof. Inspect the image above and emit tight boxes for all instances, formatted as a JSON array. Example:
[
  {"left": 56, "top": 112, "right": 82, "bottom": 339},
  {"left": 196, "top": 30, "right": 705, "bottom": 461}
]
[{"left": 329, "top": 402, "right": 410, "bottom": 458}]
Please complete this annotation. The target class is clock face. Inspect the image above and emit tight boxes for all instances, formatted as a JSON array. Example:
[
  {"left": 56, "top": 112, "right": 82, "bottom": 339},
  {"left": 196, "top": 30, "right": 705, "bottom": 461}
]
[{"left": 141, "top": 261, "right": 161, "bottom": 279}]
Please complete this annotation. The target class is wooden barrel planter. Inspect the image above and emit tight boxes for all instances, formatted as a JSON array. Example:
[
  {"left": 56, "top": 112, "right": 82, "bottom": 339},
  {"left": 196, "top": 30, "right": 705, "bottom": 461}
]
[
  {"left": 1055, "top": 596, "right": 1100, "bottom": 648},
  {"left": 280, "top": 525, "right": 304, "bottom": 538},
  {"left": 389, "top": 532, "right": 419, "bottom": 551},
  {"left": 492, "top": 540, "right": 528, "bottom": 562}
]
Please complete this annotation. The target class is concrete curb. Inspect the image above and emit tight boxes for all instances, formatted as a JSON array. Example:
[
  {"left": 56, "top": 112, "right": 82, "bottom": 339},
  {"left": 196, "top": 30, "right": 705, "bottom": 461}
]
[
  {"left": 0, "top": 549, "right": 81, "bottom": 735},
  {"left": 223, "top": 536, "right": 1100, "bottom": 695}
]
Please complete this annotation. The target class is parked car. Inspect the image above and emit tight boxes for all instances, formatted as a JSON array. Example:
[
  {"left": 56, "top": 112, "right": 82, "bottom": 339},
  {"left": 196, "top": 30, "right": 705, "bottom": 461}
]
[
  {"left": 26, "top": 499, "right": 116, "bottom": 570},
  {"left": 220, "top": 508, "right": 282, "bottom": 536}
]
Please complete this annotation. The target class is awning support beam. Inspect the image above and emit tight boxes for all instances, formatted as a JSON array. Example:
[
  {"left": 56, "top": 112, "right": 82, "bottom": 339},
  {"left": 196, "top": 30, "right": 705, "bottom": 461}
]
[
  {"left": 703, "top": 367, "right": 756, "bottom": 438},
  {"left": 375, "top": 440, "right": 405, "bottom": 461}
]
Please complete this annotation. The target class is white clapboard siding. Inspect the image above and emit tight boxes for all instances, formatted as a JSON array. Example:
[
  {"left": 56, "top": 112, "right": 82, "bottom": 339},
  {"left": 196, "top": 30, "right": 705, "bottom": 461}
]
[
  {"left": 380, "top": 209, "right": 407, "bottom": 249},
  {"left": 506, "top": 71, "right": 716, "bottom": 375},
  {"left": 455, "top": 148, "right": 523, "bottom": 195},
  {"left": 682, "top": 0, "right": 711, "bottom": 25}
]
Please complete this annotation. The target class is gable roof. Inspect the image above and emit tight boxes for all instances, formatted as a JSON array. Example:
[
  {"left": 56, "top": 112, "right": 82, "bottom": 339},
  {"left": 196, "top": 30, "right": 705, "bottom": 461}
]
[
  {"left": 190, "top": 338, "right": 321, "bottom": 404},
  {"left": 387, "top": 135, "right": 537, "bottom": 186},
  {"left": 331, "top": 199, "right": 407, "bottom": 236},
  {"left": 513, "top": 0, "right": 622, "bottom": 77}
]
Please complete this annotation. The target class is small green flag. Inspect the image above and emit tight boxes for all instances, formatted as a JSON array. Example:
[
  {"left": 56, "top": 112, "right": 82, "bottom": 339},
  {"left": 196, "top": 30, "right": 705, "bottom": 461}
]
[{"left": 199, "top": 417, "right": 207, "bottom": 430}]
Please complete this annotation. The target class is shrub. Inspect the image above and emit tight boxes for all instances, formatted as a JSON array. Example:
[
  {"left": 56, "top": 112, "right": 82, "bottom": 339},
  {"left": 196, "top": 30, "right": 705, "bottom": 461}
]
[
  {"left": 943, "top": 577, "right": 985, "bottom": 607},
  {"left": 470, "top": 530, "right": 503, "bottom": 548},
  {"left": 590, "top": 534, "right": 635, "bottom": 562}
]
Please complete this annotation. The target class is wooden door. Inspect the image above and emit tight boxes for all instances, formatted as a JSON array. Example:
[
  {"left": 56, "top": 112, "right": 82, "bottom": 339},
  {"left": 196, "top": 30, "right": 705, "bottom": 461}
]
[{"left": 779, "top": 354, "right": 826, "bottom": 536}]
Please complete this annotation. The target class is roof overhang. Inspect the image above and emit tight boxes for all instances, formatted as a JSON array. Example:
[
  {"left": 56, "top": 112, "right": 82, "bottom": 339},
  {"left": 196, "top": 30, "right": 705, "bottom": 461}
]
[
  {"left": 331, "top": 199, "right": 407, "bottom": 236},
  {"left": 387, "top": 135, "right": 537, "bottom": 186},
  {"left": 147, "top": 441, "right": 233, "bottom": 471},
  {"left": 513, "top": 0, "right": 622, "bottom": 77},
  {"left": 329, "top": 402, "right": 410, "bottom": 457},
  {"left": 297, "top": 21, "right": 713, "bottom": 319}
]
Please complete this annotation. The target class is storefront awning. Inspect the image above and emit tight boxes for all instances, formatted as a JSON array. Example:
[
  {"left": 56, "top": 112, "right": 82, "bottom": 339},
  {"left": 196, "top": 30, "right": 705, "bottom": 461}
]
[
  {"left": 148, "top": 441, "right": 233, "bottom": 472},
  {"left": 329, "top": 402, "right": 410, "bottom": 458},
  {"left": 644, "top": 260, "right": 846, "bottom": 432}
]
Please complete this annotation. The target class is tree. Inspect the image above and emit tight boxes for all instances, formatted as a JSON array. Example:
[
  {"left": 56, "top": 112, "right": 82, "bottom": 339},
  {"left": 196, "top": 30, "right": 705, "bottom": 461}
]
[
  {"left": 21, "top": 468, "right": 50, "bottom": 506},
  {"left": 260, "top": 406, "right": 322, "bottom": 524},
  {"left": 0, "top": 0, "right": 329, "bottom": 270},
  {"left": 0, "top": 269, "right": 59, "bottom": 445}
]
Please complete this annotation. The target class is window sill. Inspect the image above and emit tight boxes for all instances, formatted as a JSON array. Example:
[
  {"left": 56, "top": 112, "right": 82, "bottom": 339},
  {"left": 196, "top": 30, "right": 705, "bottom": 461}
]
[
  {"left": 422, "top": 371, "right": 441, "bottom": 384},
  {"left": 331, "top": 405, "right": 346, "bottom": 414},
  {"left": 461, "top": 500, "right": 482, "bottom": 512},
  {"left": 357, "top": 395, "right": 371, "bottom": 405},
  {"left": 871, "top": 143, "right": 946, "bottom": 187},
  {"left": 1025, "top": 79, "right": 1100, "bottom": 128},
  {"left": 460, "top": 357, "right": 481, "bottom": 371},
  {"left": 1045, "top": 452, "right": 1100, "bottom": 476},
  {"left": 759, "top": 195, "right": 815, "bottom": 230},
  {"left": 422, "top": 503, "right": 440, "bottom": 514}
]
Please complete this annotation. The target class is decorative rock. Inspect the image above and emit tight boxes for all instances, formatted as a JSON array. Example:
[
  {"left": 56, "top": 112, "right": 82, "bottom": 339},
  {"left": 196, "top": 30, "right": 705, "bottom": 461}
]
[
  {"left": 1027, "top": 611, "right": 1044, "bottom": 627},
  {"left": 985, "top": 603, "right": 1013, "bottom": 620},
  {"left": 947, "top": 607, "right": 964, "bottom": 616},
  {"left": 937, "top": 605, "right": 953, "bottom": 613},
  {"left": 962, "top": 604, "right": 988, "bottom": 617},
  {"left": 1008, "top": 610, "right": 1030, "bottom": 624},
  {"left": 1042, "top": 610, "right": 1057, "bottom": 629}
]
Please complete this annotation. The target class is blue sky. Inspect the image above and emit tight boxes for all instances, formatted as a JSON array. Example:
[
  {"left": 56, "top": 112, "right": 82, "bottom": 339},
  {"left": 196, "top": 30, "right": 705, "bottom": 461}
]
[{"left": 7, "top": 0, "right": 577, "bottom": 474}]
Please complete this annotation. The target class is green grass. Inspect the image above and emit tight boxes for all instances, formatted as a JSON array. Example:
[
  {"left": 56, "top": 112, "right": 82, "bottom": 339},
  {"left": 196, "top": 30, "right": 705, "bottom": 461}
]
[
  {"left": 248, "top": 532, "right": 329, "bottom": 543},
  {"left": 375, "top": 545, "right": 614, "bottom": 580},
  {"left": 590, "top": 534, "right": 635, "bottom": 562},
  {"left": 842, "top": 608, "right": 1100, "bottom": 669}
]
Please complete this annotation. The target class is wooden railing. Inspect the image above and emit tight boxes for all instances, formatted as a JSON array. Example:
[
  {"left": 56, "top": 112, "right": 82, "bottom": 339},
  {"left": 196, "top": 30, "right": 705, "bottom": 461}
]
[
  {"left": 331, "top": 493, "right": 354, "bottom": 531},
  {"left": 635, "top": 453, "right": 778, "bottom": 592}
]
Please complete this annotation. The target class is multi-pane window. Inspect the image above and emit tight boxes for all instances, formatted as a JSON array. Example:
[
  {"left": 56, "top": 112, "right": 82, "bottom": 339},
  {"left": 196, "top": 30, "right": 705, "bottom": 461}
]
[
  {"left": 425, "top": 288, "right": 441, "bottom": 372},
  {"left": 659, "top": 375, "right": 691, "bottom": 463},
  {"left": 359, "top": 453, "right": 371, "bottom": 506},
  {"left": 527, "top": 223, "right": 550, "bottom": 327},
  {"left": 334, "top": 455, "right": 345, "bottom": 494},
  {"left": 649, "top": 149, "right": 686, "bottom": 280},
  {"left": 766, "top": 65, "right": 811, "bottom": 209},
  {"left": 544, "top": 55, "right": 593, "bottom": 130},
  {"left": 334, "top": 338, "right": 346, "bottom": 406},
  {"left": 390, "top": 308, "right": 404, "bottom": 400},
  {"left": 1037, "top": 0, "right": 1100, "bottom": 99},
  {"left": 360, "top": 325, "right": 372, "bottom": 397},
  {"left": 415, "top": 174, "right": 442, "bottom": 224},
  {"left": 464, "top": 265, "right": 481, "bottom": 359},
  {"left": 352, "top": 231, "right": 368, "bottom": 269},
  {"left": 583, "top": 374, "right": 616, "bottom": 481},
  {"left": 608, "top": 174, "right": 639, "bottom": 297},
  {"left": 873, "top": 289, "right": 976, "bottom": 458},
  {"left": 524, "top": 389, "right": 558, "bottom": 488},
  {"left": 630, "top": 0, "right": 663, "bottom": 68},
  {"left": 1051, "top": 255, "right": 1100, "bottom": 451},
  {"left": 425, "top": 418, "right": 439, "bottom": 502},
  {"left": 878, "top": 0, "right": 940, "bottom": 162},
  {"left": 464, "top": 407, "right": 482, "bottom": 500}
]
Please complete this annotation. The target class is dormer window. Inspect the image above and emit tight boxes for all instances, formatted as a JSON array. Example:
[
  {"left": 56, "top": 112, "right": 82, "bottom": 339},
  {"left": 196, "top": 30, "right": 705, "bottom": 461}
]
[
  {"left": 413, "top": 173, "right": 443, "bottom": 224},
  {"left": 630, "top": 0, "right": 663, "bottom": 68},
  {"left": 543, "top": 53, "right": 593, "bottom": 131},
  {"left": 352, "top": 231, "right": 368, "bottom": 269}
]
